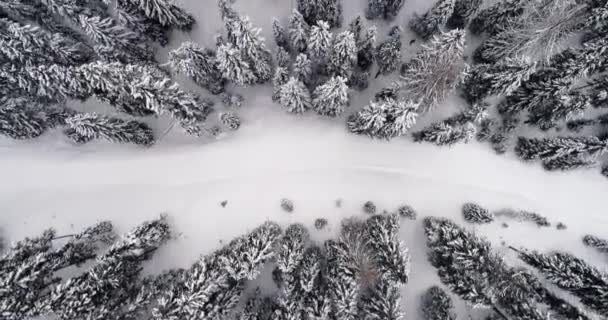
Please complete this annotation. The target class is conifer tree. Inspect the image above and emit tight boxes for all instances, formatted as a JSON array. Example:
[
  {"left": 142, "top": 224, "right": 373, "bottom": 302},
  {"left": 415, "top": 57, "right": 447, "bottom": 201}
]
[
  {"left": 308, "top": 21, "right": 332, "bottom": 63},
  {"left": 514, "top": 249, "right": 608, "bottom": 317},
  {"left": 462, "top": 202, "right": 494, "bottom": 224},
  {"left": 220, "top": 112, "right": 241, "bottom": 131},
  {"left": 366, "top": 0, "right": 405, "bottom": 21},
  {"left": 446, "top": 0, "right": 482, "bottom": 30},
  {"left": 357, "top": 26, "right": 377, "bottom": 72},
  {"left": 349, "top": 16, "right": 363, "bottom": 43},
  {"left": 421, "top": 286, "right": 456, "bottom": 320},
  {"left": 462, "top": 58, "right": 537, "bottom": 103},
  {"left": 280, "top": 77, "right": 311, "bottom": 114},
  {"left": 350, "top": 71, "right": 371, "bottom": 92},
  {"left": 515, "top": 136, "right": 608, "bottom": 170},
  {"left": 168, "top": 41, "right": 225, "bottom": 95},
  {"left": 116, "top": 0, "right": 195, "bottom": 30},
  {"left": 47, "top": 217, "right": 171, "bottom": 320},
  {"left": 409, "top": 0, "right": 456, "bottom": 40},
  {"left": 298, "top": 246, "right": 323, "bottom": 294},
  {"left": 364, "top": 214, "right": 410, "bottom": 284},
  {"left": 216, "top": 43, "right": 257, "bottom": 86},
  {"left": 272, "top": 18, "right": 289, "bottom": 50},
  {"left": 348, "top": 98, "right": 419, "bottom": 140},
  {"left": 276, "top": 46, "right": 291, "bottom": 69},
  {"left": 325, "top": 239, "right": 360, "bottom": 320},
  {"left": 313, "top": 76, "right": 349, "bottom": 117},
  {"left": 581, "top": 1, "right": 608, "bottom": 43},
  {"left": 413, "top": 122, "right": 476, "bottom": 146},
  {"left": 358, "top": 279, "right": 404, "bottom": 320},
  {"left": 583, "top": 234, "right": 608, "bottom": 254},
  {"left": 526, "top": 91, "right": 591, "bottom": 131},
  {"left": 277, "top": 224, "right": 310, "bottom": 276},
  {"left": 297, "top": 0, "right": 343, "bottom": 28},
  {"left": 397, "top": 30, "right": 466, "bottom": 112},
  {"left": 490, "top": 115, "right": 519, "bottom": 154},
  {"left": 273, "top": 67, "right": 289, "bottom": 102},
  {"left": 114, "top": 2, "right": 171, "bottom": 45},
  {"left": 469, "top": 0, "right": 526, "bottom": 36},
  {"left": 64, "top": 113, "right": 154, "bottom": 146},
  {"left": 375, "top": 26, "right": 402, "bottom": 78},
  {"left": 289, "top": 10, "right": 310, "bottom": 53},
  {"left": 293, "top": 53, "right": 313, "bottom": 85},
  {"left": 327, "top": 30, "right": 357, "bottom": 77},
  {"left": 225, "top": 15, "right": 273, "bottom": 83},
  {"left": 0, "top": 98, "right": 69, "bottom": 140}
]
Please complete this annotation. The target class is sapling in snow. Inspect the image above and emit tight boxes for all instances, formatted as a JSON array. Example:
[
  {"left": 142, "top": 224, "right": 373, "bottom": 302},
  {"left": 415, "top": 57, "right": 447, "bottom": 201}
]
[
  {"left": 220, "top": 112, "right": 241, "bottom": 131},
  {"left": 413, "top": 122, "right": 476, "bottom": 147},
  {"left": 583, "top": 234, "right": 608, "bottom": 254},
  {"left": 272, "top": 67, "right": 289, "bottom": 102},
  {"left": 272, "top": 18, "right": 289, "bottom": 50},
  {"left": 293, "top": 53, "right": 313, "bottom": 85},
  {"left": 462, "top": 202, "right": 494, "bottom": 224}
]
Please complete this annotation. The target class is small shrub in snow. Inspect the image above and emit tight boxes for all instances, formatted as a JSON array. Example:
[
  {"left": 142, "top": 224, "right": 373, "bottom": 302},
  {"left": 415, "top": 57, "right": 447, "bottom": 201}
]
[
  {"left": 315, "top": 218, "right": 328, "bottom": 230},
  {"left": 413, "top": 122, "right": 476, "bottom": 147},
  {"left": 363, "top": 201, "right": 377, "bottom": 214},
  {"left": 397, "top": 205, "right": 417, "bottom": 220},
  {"left": 556, "top": 222, "right": 568, "bottom": 230},
  {"left": 494, "top": 209, "right": 550, "bottom": 227},
  {"left": 349, "top": 71, "right": 370, "bottom": 91},
  {"left": 462, "top": 202, "right": 494, "bottom": 224},
  {"left": 421, "top": 286, "right": 455, "bottom": 320},
  {"left": 220, "top": 92, "right": 244, "bottom": 108},
  {"left": 583, "top": 235, "right": 608, "bottom": 254},
  {"left": 281, "top": 198, "right": 294, "bottom": 213},
  {"left": 219, "top": 112, "right": 241, "bottom": 131}
]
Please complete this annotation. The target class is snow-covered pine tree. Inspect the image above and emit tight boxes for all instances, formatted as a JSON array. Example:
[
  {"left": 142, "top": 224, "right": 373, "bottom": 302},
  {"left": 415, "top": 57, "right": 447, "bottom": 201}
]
[
  {"left": 298, "top": 246, "right": 323, "bottom": 294},
  {"left": 498, "top": 37, "right": 608, "bottom": 116},
  {"left": 375, "top": 26, "right": 402, "bottom": 78},
  {"left": 583, "top": 234, "right": 608, "bottom": 254},
  {"left": 114, "top": 2, "right": 171, "bottom": 45},
  {"left": 308, "top": 20, "right": 332, "bottom": 63},
  {"left": 421, "top": 286, "right": 456, "bottom": 320},
  {"left": 514, "top": 249, "right": 608, "bottom": 317},
  {"left": 276, "top": 46, "right": 291, "bottom": 69},
  {"left": 357, "top": 25, "right": 377, "bottom": 72},
  {"left": 364, "top": 214, "right": 410, "bottom": 284},
  {"left": 526, "top": 91, "right": 591, "bottom": 131},
  {"left": 116, "top": 0, "right": 195, "bottom": 30},
  {"left": 47, "top": 216, "right": 171, "bottom": 320},
  {"left": 542, "top": 154, "right": 597, "bottom": 171},
  {"left": 347, "top": 98, "right": 419, "bottom": 140},
  {"left": 325, "top": 239, "right": 360, "bottom": 320},
  {"left": 397, "top": 29, "right": 466, "bottom": 112},
  {"left": 349, "top": 16, "right": 363, "bottom": 42},
  {"left": 273, "top": 67, "right": 289, "bottom": 102},
  {"left": 413, "top": 122, "right": 475, "bottom": 146},
  {"left": 64, "top": 113, "right": 154, "bottom": 146},
  {"left": 313, "top": 76, "right": 349, "bottom": 117},
  {"left": 293, "top": 53, "right": 313, "bottom": 85},
  {"left": 409, "top": 0, "right": 456, "bottom": 40},
  {"left": 1, "top": 222, "right": 115, "bottom": 320},
  {"left": 289, "top": 10, "right": 310, "bottom": 53},
  {"left": 220, "top": 112, "right": 241, "bottom": 131},
  {"left": 350, "top": 71, "right": 370, "bottom": 91},
  {"left": 168, "top": 41, "right": 225, "bottom": 94},
  {"left": 462, "top": 202, "right": 494, "bottom": 224},
  {"left": 588, "top": 76, "right": 608, "bottom": 108},
  {"left": 277, "top": 224, "right": 310, "bottom": 276},
  {"left": 366, "top": 0, "right": 405, "bottom": 21},
  {"left": 224, "top": 14, "right": 273, "bottom": 83},
  {"left": 216, "top": 43, "right": 257, "bottom": 86},
  {"left": 490, "top": 115, "right": 519, "bottom": 154},
  {"left": 0, "top": 98, "right": 70, "bottom": 140},
  {"left": 477, "top": 118, "right": 495, "bottom": 142},
  {"left": 580, "top": 1, "right": 608, "bottom": 43},
  {"left": 327, "top": 30, "right": 357, "bottom": 77},
  {"left": 297, "top": 0, "right": 342, "bottom": 28},
  {"left": 446, "top": 0, "right": 482, "bottom": 30},
  {"left": 280, "top": 77, "right": 311, "bottom": 114},
  {"left": 357, "top": 279, "right": 404, "bottom": 320},
  {"left": 272, "top": 18, "right": 289, "bottom": 50},
  {"left": 462, "top": 58, "right": 537, "bottom": 103},
  {"left": 0, "top": 18, "right": 92, "bottom": 65},
  {"left": 469, "top": 0, "right": 526, "bottom": 36},
  {"left": 473, "top": 0, "right": 591, "bottom": 64},
  {"left": 443, "top": 102, "right": 488, "bottom": 126},
  {"left": 515, "top": 136, "right": 608, "bottom": 169}
]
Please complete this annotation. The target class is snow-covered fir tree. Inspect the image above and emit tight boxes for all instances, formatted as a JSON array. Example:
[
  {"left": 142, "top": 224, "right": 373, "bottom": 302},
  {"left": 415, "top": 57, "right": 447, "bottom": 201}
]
[
  {"left": 515, "top": 136, "right": 608, "bottom": 170},
  {"left": 114, "top": 1, "right": 171, "bottom": 45},
  {"left": 358, "top": 279, "right": 404, "bottom": 320},
  {"left": 462, "top": 58, "right": 537, "bottom": 103},
  {"left": 446, "top": 0, "right": 482, "bottom": 30},
  {"left": 279, "top": 77, "right": 311, "bottom": 114},
  {"left": 413, "top": 122, "right": 475, "bottom": 146},
  {"left": 409, "top": 0, "right": 455, "bottom": 40},
  {"left": 526, "top": 91, "right": 591, "bottom": 131},
  {"left": 350, "top": 71, "right": 371, "bottom": 91},
  {"left": 349, "top": 16, "right": 363, "bottom": 42},
  {"left": 325, "top": 239, "right": 360, "bottom": 320},
  {"left": 65, "top": 113, "right": 154, "bottom": 146},
  {"left": 581, "top": 1, "right": 608, "bottom": 43},
  {"left": 272, "top": 18, "right": 289, "bottom": 50},
  {"left": 375, "top": 26, "right": 402, "bottom": 78},
  {"left": 297, "top": 0, "right": 342, "bottom": 28},
  {"left": 47, "top": 216, "right": 170, "bottom": 320},
  {"left": 312, "top": 76, "right": 349, "bottom": 117},
  {"left": 366, "top": 0, "right": 405, "bottom": 21},
  {"left": 462, "top": 202, "right": 494, "bottom": 224},
  {"left": 348, "top": 98, "right": 419, "bottom": 140},
  {"left": 293, "top": 53, "right": 313, "bottom": 85},
  {"left": 0, "top": 98, "right": 70, "bottom": 140},
  {"left": 364, "top": 214, "right": 410, "bottom": 284},
  {"left": 307, "top": 21, "right": 332, "bottom": 63},
  {"left": 397, "top": 29, "right": 466, "bottom": 112},
  {"left": 116, "top": 0, "right": 194, "bottom": 30},
  {"left": 357, "top": 25, "right": 378, "bottom": 72},
  {"left": 220, "top": 112, "right": 241, "bottom": 131},
  {"left": 327, "top": 30, "right": 357, "bottom": 77},
  {"left": 289, "top": 10, "right": 310, "bottom": 53},
  {"left": 216, "top": 43, "right": 257, "bottom": 86},
  {"left": 514, "top": 248, "right": 608, "bottom": 317},
  {"left": 473, "top": 0, "right": 591, "bottom": 64},
  {"left": 583, "top": 234, "right": 608, "bottom": 254},
  {"left": 168, "top": 41, "right": 225, "bottom": 95},
  {"left": 490, "top": 115, "right": 519, "bottom": 154},
  {"left": 297, "top": 246, "right": 323, "bottom": 293},
  {"left": 273, "top": 67, "right": 290, "bottom": 102},
  {"left": 494, "top": 209, "right": 550, "bottom": 227},
  {"left": 277, "top": 224, "right": 310, "bottom": 276},
  {"left": 443, "top": 102, "right": 488, "bottom": 126},
  {"left": 469, "top": 0, "right": 526, "bottom": 36},
  {"left": 421, "top": 286, "right": 455, "bottom": 320}
]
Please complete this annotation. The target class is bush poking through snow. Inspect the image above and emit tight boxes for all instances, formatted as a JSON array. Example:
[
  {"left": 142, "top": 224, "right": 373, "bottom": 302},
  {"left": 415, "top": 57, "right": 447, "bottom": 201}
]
[
  {"left": 281, "top": 198, "right": 294, "bottom": 213},
  {"left": 462, "top": 202, "right": 494, "bottom": 224},
  {"left": 583, "top": 234, "right": 608, "bottom": 254},
  {"left": 556, "top": 222, "right": 568, "bottom": 230},
  {"left": 413, "top": 122, "right": 476, "bottom": 147},
  {"left": 363, "top": 201, "right": 377, "bottom": 214},
  {"left": 348, "top": 98, "right": 419, "bottom": 140},
  {"left": 220, "top": 92, "right": 244, "bottom": 108},
  {"left": 421, "top": 286, "right": 456, "bottom": 320},
  {"left": 494, "top": 209, "right": 550, "bottom": 227},
  {"left": 397, "top": 205, "right": 417, "bottom": 220},
  {"left": 220, "top": 112, "right": 241, "bottom": 131},
  {"left": 314, "top": 218, "right": 328, "bottom": 230}
]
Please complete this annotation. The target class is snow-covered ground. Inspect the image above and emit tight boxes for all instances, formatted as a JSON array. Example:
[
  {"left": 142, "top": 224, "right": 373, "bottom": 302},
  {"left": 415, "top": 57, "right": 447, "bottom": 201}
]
[{"left": 1, "top": 0, "right": 607, "bottom": 319}]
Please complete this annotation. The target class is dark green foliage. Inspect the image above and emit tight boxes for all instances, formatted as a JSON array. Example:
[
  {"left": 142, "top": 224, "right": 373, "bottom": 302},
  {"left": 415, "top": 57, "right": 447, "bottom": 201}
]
[
  {"left": 0, "top": 98, "right": 69, "bottom": 140},
  {"left": 462, "top": 202, "right": 494, "bottom": 224},
  {"left": 421, "top": 286, "right": 455, "bottom": 320},
  {"left": 526, "top": 92, "right": 591, "bottom": 131}
]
